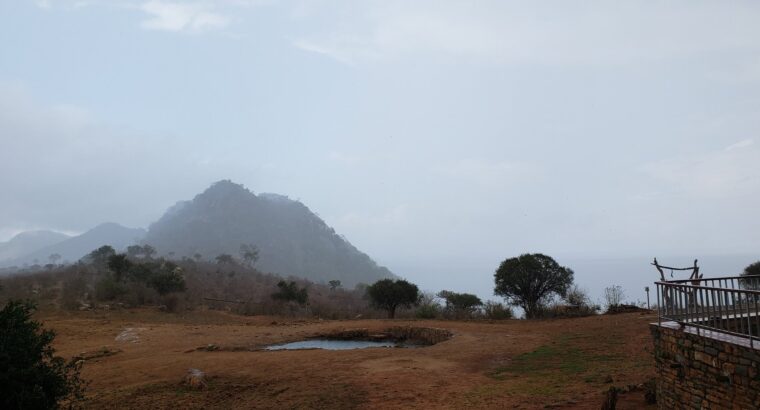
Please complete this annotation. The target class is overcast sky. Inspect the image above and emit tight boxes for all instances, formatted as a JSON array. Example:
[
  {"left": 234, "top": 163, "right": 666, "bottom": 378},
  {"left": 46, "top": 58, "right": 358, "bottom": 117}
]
[{"left": 1, "top": 1, "right": 759, "bottom": 299}]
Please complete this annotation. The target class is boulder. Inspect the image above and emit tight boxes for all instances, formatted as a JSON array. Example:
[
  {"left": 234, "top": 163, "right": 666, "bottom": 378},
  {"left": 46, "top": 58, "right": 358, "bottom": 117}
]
[{"left": 183, "top": 368, "right": 207, "bottom": 390}]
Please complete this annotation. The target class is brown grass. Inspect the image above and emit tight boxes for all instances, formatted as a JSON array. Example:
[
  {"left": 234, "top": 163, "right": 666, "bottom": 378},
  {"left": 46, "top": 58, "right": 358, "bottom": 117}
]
[{"left": 39, "top": 309, "right": 657, "bottom": 409}]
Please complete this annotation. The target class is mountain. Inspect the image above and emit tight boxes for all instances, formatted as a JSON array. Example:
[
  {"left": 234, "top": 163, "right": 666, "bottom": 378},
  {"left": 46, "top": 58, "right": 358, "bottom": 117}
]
[
  {"left": 143, "top": 180, "right": 394, "bottom": 287},
  {"left": 0, "top": 230, "right": 71, "bottom": 263},
  {"left": 4, "top": 223, "right": 146, "bottom": 267}
]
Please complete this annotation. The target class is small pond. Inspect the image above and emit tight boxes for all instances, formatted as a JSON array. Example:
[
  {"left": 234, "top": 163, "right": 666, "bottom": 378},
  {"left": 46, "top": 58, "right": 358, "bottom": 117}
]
[{"left": 265, "top": 339, "right": 398, "bottom": 351}]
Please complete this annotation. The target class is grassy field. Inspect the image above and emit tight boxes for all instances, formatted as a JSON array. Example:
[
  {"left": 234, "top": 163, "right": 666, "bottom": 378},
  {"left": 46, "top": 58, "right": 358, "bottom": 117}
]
[{"left": 41, "top": 308, "right": 657, "bottom": 409}]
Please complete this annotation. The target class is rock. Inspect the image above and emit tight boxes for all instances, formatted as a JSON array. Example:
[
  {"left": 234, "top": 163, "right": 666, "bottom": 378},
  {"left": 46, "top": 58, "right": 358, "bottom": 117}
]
[
  {"left": 183, "top": 368, "right": 207, "bottom": 390},
  {"left": 198, "top": 344, "right": 219, "bottom": 351},
  {"left": 115, "top": 327, "right": 144, "bottom": 343}
]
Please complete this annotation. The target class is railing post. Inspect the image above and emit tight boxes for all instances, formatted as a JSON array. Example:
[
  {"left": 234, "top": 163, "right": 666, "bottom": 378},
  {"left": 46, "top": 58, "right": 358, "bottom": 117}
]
[{"left": 657, "top": 284, "right": 661, "bottom": 327}]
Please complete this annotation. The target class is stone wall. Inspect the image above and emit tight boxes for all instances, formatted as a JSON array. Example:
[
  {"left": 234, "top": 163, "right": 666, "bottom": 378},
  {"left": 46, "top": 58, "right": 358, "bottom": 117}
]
[{"left": 650, "top": 322, "right": 760, "bottom": 409}]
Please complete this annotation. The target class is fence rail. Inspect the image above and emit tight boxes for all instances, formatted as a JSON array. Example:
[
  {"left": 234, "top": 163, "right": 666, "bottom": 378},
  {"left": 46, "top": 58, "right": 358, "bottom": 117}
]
[{"left": 656, "top": 275, "right": 760, "bottom": 348}]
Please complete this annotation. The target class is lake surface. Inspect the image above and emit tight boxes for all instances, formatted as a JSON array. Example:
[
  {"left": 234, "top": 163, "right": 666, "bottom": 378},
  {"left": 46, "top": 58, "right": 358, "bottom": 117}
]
[{"left": 265, "top": 339, "right": 397, "bottom": 351}]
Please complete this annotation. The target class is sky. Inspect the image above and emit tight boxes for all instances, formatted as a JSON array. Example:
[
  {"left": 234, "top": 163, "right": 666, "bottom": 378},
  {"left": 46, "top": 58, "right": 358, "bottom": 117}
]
[{"left": 1, "top": 0, "right": 759, "bottom": 303}]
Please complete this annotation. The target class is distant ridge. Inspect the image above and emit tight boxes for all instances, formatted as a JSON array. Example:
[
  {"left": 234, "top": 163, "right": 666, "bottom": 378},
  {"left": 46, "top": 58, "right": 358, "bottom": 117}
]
[
  {"left": 0, "top": 230, "right": 71, "bottom": 263},
  {"left": 143, "top": 180, "right": 394, "bottom": 287},
  {"left": 3, "top": 223, "right": 146, "bottom": 267}
]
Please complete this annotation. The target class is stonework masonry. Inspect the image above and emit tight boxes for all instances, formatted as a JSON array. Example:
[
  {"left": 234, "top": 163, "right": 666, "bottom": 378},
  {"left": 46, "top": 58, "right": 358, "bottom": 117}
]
[{"left": 651, "top": 322, "right": 760, "bottom": 409}]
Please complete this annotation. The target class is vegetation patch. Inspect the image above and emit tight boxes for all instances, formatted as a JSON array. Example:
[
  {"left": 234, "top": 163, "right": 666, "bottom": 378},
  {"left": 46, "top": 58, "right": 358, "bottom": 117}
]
[{"left": 489, "top": 333, "right": 622, "bottom": 398}]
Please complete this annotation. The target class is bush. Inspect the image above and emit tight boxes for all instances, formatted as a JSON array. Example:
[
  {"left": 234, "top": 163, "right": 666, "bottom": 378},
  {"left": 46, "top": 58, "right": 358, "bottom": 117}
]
[
  {"left": 271, "top": 281, "right": 308, "bottom": 306},
  {"left": 415, "top": 293, "right": 441, "bottom": 319},
  {"left": 0, "top": 300, "right": 84, "bottom": 409},
  {"left": 95, "top": 275, "right": 127, "bottom": 301},
  {"left": 535, "top": 302, "right": 599, "bottom": 319},
  {"left": 438, "top": 290, "right": 483, "bottom": 319},
  {"left": 604, "top": 285, "right": 625, "bottom": 311},
  {"left": 483, "top": 301, "right": 513, "bottom": 320}
]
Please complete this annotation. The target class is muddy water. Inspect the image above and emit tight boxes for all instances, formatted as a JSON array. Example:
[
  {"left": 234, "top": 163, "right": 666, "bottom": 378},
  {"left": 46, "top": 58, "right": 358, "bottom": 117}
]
[{"left": 265, "top": 339, "right": 398, "bottom": 350}]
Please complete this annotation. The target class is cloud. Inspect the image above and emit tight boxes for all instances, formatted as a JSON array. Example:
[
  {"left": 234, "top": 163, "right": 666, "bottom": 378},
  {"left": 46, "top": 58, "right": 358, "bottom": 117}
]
[
  {"left": 327, "top": 150, "right": 362, "bottom": 166},
  {"left": 641, "top": 141, "right": 760, "bottom": 199},
  {"left": 435, "top": 158, "right": 538, "bottom": 187},
  {"left": 0, "top": 83, "right": 212, "bottom": 234},
  {"left": 331, "top": 204, "right": 410, "bottom": 231},
  {"left": 724, "top": 138, "right": 754, "bottom": 152},
  {"left": 293, "top": 1, "right": 760, "bottom": 66},
  {"left": 139, "top": 1, "right": 229, "bottom": 32}
]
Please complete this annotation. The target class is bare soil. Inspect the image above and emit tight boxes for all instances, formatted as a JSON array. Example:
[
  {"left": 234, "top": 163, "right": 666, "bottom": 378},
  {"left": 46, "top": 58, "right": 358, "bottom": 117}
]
[{"left": 41, "top": 309, "right": 657, "bottom": 409}]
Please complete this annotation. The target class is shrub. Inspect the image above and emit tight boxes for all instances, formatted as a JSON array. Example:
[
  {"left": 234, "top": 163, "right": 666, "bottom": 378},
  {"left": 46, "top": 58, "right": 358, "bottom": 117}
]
[
  {"left": 483, "top": 301, "right": 513, "bottom": 320},
  {"left": 415, "top": 293, "right": 441, "bottom": 319},
  {"left": 604, "top": 285, "right": 625, "bottom": 311},
  {"left": 437, "top": 290, "right": 483, "bottom": 319},
  {"left": 271, "top": 281, "right": 308, "bottom": 306},
  {"left": 0, "top": 300, "right": 84, "bottom": 409},
  {"left": 95, "top": 275, "right": 127, "bottom": 301},
  {"left": 147, "top": 265, "right": 186, "bottom": 296}
]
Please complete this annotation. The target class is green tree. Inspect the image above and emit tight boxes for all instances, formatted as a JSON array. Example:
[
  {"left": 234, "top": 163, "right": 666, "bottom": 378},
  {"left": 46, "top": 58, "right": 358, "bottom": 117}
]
[
  {"left": 741, "top": 261, "right": 760, "bottom": 291},
  {"left": 83, "top": 245, "right": 116, "bottom": 267},
  {"left": 328, "top": 280, "right": 342, "bottom": 291},
  {"left": 107, "top": 254, "right": 133, "bottom": 282},
  {"left": 142, "top": 245, "right": 157, "bottom": 259},
  {"left": 147, "top": 263, "right": 186, "bottom": 296},
  {"left": 271, "top": 281, "right": 308, "bottom": 305},
  {"left": 215, "top": 254, "right": 236, "bottom": 265},
  {"left": 0, "top": 300, "right": 84, "bottom": 409},
  {"left": 494, "top": 253, "right": 574, "bottom": 319},
  {"left": 437, "top": 290, "right": 483, "bottom": 318},
  {"left": 239, "top": 244, "right": 259, "bottom": 267},
  {"left": 743, "top": 261, "right": 760, "bottom": 276},
  {"left": 366, "top": 279, "right": 420, "bottom": 318}
]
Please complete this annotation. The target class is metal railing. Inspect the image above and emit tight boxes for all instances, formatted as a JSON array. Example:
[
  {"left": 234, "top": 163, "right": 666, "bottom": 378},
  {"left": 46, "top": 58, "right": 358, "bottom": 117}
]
[{"left": 656, "top": 275, "right": 760, "bottom": 348}]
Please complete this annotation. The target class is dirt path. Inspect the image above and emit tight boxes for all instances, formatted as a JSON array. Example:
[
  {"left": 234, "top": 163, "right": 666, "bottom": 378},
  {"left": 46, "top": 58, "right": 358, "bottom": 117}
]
[{"left": 41, "top": 309, "right": 657, "bottom": 409}]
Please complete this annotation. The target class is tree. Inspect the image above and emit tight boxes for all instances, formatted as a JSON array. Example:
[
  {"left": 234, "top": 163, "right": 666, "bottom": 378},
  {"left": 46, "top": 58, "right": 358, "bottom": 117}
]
[
  {"left": 142, "top": 245, "right": 157, "bottom": 259},
  {"left": 744, "top": 261, "right": 760, "bottom": 276},
  {"left": 215, "top": 254, "right": 236, "bottom": 265},
  {"left": 83, "top": 245, "right": 116, "bottom": 267},
  {"left": 328, "top": 280, "right": 342, "bottom": 291},
  {"left": 239, "top": 244, "right": 259, "bottom": 267},
  {"left": 740, "top": 261, "right": 760, "bottom": 291},
  {"left": 0, "top": 300, "right": 84, "bottom": 409},
  {"left": 107, "top": 254, "right": 133, "bottom": 282},
  {"left": 48, "top": 254, "right": 61, "bottom": 265},
  {"left": 147, "top": 263, "right": 186, "bottom": 296},
  {"left": 604, "top": 285, "right": 625, "bottom": 309},
  {"left": 437, "top": 290, "right": 483, "bottom": 318},
  {"left": 127, "top": 245, "right": 144, "bottom": 259},
  {"left": 366, "top": 279, "right": 420, "bottom": 318},
  {"left": 193, "top": 253, "right": 203, "bottom": 262},
  {"left": 271, "top": 281, "right": 308, "bottom": 305},
  {"left": 494, "top": 253, "right": 574, "bottom": 319}
]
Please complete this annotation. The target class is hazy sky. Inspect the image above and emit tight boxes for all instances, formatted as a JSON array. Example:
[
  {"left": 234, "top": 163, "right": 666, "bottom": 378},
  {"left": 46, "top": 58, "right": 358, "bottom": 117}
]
[{"left": 1, "top": 1, "right": 759, "bottom": 300}]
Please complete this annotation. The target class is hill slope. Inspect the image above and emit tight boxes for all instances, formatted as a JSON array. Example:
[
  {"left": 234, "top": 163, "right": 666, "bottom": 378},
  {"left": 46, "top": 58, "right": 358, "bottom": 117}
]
[
  {"left": 7, "top": 223, "right": 146, "bottom": 266},
  {"left": 143, "top": 180, "right": 394, "bottom": 287},
  {"left": 0, "top": 230, "right": 71, "bottom": 264}
]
